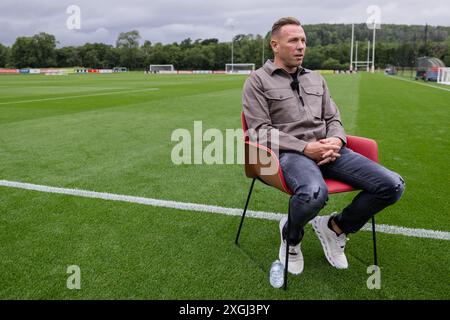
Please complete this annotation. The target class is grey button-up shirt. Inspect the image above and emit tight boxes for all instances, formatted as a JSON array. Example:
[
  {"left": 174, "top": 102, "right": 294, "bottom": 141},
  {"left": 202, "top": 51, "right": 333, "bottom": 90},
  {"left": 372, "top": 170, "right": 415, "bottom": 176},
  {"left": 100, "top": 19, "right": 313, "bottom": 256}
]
[{"left": 242, "top": 59, "right": 346, "bottom": 153}]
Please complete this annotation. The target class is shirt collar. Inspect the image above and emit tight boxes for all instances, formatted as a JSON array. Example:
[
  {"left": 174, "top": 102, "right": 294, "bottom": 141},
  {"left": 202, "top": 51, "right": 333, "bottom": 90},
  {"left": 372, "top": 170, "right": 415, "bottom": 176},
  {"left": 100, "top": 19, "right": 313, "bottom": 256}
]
[{"left": 263, "top": 59, "right": 309, "bottom": 76}]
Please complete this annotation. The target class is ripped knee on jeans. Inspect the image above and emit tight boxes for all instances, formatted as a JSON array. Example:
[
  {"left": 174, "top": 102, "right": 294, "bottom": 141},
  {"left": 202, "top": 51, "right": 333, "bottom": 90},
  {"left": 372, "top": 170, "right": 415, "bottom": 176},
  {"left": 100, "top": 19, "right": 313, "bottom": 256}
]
[
  {"left": 292, "top": 185, "right": 328, "bottom": 208},
  {"left": 383, "top": 175, "right": 405, "bottom": 203},
  {"left": 397, "top": 176, "right": 405, "bottom": 190}
]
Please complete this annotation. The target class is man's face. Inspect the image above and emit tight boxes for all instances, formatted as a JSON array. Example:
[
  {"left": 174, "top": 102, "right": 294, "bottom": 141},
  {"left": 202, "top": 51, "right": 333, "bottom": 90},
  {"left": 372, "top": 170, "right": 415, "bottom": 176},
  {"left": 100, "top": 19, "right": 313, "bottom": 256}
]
[{"left": 271, "top": 24, "right": 306, "bottom": 69}]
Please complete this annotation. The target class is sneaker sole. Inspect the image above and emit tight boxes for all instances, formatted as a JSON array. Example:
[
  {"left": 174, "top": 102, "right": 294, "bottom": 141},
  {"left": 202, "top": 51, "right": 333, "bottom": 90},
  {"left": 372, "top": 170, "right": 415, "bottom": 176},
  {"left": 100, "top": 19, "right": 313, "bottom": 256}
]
[
  {"left": 312, "top": 218, "right": 346, "bottom": 269},
  {"left": 279, "top": 217, "right": 303, "bottom": 275}
]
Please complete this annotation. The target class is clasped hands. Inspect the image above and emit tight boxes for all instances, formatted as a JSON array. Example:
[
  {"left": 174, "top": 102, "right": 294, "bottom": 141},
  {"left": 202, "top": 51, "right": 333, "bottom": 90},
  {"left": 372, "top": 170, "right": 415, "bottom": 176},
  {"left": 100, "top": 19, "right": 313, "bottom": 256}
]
[{"left": 304, "top": 137, "right": 343, "bottom": 166}]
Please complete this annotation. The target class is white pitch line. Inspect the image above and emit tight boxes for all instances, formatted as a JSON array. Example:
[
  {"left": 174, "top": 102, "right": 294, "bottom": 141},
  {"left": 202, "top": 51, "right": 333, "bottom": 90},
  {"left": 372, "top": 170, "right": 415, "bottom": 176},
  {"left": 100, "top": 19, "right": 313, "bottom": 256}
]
[
  {"left": 1, "top": 179, "right": 449, "bottom": 241},
  {"left": 0, "top": 88, "right": 159, "bottom": 105},
  {"left": 391, "top": 76, "right": 450, "bottom": 92}
]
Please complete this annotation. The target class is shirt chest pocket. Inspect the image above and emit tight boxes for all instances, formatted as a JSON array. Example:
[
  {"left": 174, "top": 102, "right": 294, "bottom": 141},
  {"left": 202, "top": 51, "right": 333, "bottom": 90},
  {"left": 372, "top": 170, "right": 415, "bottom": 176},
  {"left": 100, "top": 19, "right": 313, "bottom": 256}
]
[
  {"left": 264, "top": 89, "right": 302, "bottom": 124},
  {"left": 302, "top": 85, "right": 324, "bottom": 119}
]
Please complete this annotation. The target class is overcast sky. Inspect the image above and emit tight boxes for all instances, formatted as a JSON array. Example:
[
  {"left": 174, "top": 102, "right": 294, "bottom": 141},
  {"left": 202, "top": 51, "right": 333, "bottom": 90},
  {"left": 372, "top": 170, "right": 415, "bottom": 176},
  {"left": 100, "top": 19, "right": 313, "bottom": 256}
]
[{"left": 1, "top": 0, "right": 449, "bottom": 47}]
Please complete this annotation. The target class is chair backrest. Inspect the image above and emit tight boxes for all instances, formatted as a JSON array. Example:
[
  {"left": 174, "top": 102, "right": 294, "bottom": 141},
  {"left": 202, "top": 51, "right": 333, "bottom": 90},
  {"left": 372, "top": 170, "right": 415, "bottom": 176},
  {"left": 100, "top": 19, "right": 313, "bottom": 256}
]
[
  {"left": 241, "top": 112, "right": 249, "bottom": 142},
  {"left": 241, "top": 112, "right": 292, "bottom": 194},
  {"left": 241, "top": 111, "right": 380, "bottom": 195},
  {"left": 346, "top": 135, "right": 379, "bottom": 163}
]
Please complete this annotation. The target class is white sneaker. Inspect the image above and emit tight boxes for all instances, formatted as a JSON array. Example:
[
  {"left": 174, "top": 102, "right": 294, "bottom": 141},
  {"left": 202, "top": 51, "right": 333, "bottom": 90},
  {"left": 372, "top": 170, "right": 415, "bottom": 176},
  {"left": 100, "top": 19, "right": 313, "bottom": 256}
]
[
  {"left": 311, "top": 214, "right": 349, "bottom": 269},
  {"left": 278, "top": 216, "right": 304, "bottom": 275}
]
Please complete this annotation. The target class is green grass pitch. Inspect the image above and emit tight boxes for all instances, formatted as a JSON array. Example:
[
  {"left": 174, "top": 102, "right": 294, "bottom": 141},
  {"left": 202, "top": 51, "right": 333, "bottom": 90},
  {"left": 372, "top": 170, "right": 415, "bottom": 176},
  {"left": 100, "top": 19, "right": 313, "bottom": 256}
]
[{"left": 0, "top": 71, "right": 449, "bottom": 299}]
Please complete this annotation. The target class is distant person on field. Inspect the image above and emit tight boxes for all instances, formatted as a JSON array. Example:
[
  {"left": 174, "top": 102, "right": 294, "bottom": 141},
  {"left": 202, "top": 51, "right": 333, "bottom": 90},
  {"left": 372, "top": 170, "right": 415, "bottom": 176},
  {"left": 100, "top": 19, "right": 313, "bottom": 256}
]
[{"left": 242, "top": 17, "right": 405, "bottom": 274}]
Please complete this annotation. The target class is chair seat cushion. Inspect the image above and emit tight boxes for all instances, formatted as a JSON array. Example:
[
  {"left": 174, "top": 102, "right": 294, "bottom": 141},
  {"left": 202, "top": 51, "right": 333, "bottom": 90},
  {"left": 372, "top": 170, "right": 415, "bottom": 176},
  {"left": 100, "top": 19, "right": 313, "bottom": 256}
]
[{"left": 325, "top": 179, "right": 354, "bottom": 193}]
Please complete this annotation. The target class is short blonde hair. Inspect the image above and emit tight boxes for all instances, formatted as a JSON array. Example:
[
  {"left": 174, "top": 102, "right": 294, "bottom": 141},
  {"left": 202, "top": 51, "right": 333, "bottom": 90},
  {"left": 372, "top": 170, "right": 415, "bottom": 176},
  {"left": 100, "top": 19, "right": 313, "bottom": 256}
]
[{"left": 271, "top": 17, "right": 301, "bottom": 38}]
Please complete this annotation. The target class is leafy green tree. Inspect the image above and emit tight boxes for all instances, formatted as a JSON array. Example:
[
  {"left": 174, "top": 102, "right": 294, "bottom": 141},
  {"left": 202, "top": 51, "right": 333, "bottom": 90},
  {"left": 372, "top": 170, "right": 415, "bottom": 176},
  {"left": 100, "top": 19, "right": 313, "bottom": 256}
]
[
  {"left": 0, "top": 43, "right": 10, "bottom": 67},
  {"left": 116, "top": 30, "right": 142, "bottom": 69},
  {"left": 5, "top": 24, "right": 450, "bottom": 70},
  {"left": 201, "top": 38, "right": 218, "bottom": 46},
  {"left": 181, "top": 47, "right": 209, "bottom": 69},
  {"left": 148, "top": 42, "right": 171, "bottom": 66},
  {"left": 33, "top": 32, "right": 57, "bottom": 67},
  {"left": 302, "top": 47, "right": 325, "bottom": 69},
  {"left": 10, "top": 32, "right": 56, "bottom": 68},
  {"left": 212, "top": 43, "right": 230, "bottom": 70},
  {"left": 79, "top": 43, "right": 118, "bottom": 68},
  {"left": 180, "top": 38, "right": 193, "bottom": 49},
  {"left": 56, "top": 46, "right": 81, "bottom": 67},
  {"left": 11, "top": 36, "right": 36, "bottom": 68},
  {"left": 322, "top": 57, "right": 343, "bottom": 70},
  {"left": 141, "top": 40, "right": 152, "bottom": 55},
  {"left": 83, "top": 50, "right": 100, "bottom": 68}
]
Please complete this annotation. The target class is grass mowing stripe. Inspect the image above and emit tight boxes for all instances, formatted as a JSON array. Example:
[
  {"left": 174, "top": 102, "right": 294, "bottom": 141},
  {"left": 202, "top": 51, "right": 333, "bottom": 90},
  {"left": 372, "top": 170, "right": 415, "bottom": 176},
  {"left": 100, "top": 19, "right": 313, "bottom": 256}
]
[
  {"left": 1, "top": 179, "right": 449, "bottom": 241},
  {"left": 324, "top": 73, "right": 361, "bottom": 133},
  {"left": 355, "top": 72, "right": 449, "bottom": 231},
  {"left": 390, "top": 76, "right": 450, "bottom": 92},
  {"left": 0, "top": 88, "right": 160, "bottom": 105}
]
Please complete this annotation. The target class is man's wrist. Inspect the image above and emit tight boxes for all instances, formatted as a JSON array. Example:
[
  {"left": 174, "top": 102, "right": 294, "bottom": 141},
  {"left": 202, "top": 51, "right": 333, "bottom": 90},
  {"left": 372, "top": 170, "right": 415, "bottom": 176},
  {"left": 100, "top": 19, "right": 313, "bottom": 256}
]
[{"left": 332, "top": 137, "right": 344, "bottom": 148}]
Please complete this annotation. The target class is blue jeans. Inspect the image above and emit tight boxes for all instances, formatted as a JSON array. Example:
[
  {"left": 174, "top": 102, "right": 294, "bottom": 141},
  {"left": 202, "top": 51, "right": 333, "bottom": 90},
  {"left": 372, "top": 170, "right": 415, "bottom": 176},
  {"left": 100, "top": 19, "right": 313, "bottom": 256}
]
[{"left": 279, "top": 147, "right": 405, "bottom": 245}]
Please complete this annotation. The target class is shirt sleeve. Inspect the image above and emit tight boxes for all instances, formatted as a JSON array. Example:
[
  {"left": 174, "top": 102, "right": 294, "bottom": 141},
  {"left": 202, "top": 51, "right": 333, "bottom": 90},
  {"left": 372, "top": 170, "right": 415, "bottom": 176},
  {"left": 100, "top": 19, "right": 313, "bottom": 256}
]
[
  {"left": 321, "top": 77, "right": 347, "bottom": 145},
  {"left": 242, "top": 74, "right": 308, "bottom": 153}
]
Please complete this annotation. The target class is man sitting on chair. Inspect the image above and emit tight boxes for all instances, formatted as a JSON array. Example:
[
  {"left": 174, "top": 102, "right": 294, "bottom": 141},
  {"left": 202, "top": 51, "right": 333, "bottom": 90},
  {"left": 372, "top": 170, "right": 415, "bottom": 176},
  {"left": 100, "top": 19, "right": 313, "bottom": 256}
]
[{"left": 242, "top": 17, "right": 405, "bottom": 275}]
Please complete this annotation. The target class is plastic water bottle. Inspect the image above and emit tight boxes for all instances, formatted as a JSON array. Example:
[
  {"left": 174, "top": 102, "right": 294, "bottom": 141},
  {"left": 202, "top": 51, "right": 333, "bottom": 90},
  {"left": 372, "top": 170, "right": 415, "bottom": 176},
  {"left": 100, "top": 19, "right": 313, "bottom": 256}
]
[{"left": 269, "top": 260, "right": 284, "bottom": 288}]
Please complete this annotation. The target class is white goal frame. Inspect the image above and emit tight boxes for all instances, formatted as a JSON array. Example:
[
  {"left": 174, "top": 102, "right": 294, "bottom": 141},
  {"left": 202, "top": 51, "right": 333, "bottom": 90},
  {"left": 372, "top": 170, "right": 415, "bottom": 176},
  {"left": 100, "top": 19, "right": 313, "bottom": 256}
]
[
  {"left": 225, "top": 63, "right": 255, "bottom": 75},
  {"left": 149, "top": 64, "right": 175, "bottom": 73},
  {"left": 113, "top": 67, "right": 128, "bottom": 72},
  {"left": 437, "top": 67, "right": 450, "bottom": 85}
]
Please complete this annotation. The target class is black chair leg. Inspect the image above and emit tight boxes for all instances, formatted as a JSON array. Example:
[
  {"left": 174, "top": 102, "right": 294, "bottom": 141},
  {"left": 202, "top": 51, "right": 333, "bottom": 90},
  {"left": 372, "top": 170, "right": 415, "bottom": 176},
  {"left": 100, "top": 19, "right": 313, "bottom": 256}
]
[
  {"left": 371, "top": 216, "right": 378, "bottom": 266},
  {"left": 283, "top": 200, "right": 291, "bottom": 290},
  {"left": 235, "top": 178, "right": 256, "bottom": 245}
]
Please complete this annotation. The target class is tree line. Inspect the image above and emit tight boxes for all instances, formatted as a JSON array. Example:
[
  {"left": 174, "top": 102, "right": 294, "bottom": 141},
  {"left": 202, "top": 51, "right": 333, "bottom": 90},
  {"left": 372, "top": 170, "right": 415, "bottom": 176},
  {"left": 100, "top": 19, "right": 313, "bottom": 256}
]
[{"left": 0, "top": 23, "right": 448, "bottom": 70}]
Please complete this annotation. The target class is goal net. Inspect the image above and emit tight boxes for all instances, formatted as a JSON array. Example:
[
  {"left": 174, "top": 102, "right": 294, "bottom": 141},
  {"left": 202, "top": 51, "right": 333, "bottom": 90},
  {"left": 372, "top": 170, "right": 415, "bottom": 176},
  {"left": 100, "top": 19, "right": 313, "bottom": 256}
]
[
  {"left": 437, "top": 67, "right": 450, "bottom": 85},
  {"left": 113, "top": 67, "right": 128, "bottom": 72},
  {"left": 149, "top": 64, "right": 175, "bottom": 73},
  {"left": 225, "top": 63, "right": 255, "bottom": 74}
]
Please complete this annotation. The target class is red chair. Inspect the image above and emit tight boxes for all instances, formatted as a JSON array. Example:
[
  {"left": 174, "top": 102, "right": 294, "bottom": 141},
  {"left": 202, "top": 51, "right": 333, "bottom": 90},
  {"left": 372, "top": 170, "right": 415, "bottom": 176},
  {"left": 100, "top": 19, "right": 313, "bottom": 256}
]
[{"left": 235, "top": 112, "right": 379, "bottom": 290}]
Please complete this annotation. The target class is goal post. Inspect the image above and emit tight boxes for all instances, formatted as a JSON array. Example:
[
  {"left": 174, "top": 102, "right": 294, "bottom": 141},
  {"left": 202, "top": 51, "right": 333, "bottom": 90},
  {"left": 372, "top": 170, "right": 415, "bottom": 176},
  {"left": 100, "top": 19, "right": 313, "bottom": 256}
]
[
  {"left": 225, "top": 63, "right": 255, "bottom": 74},
  {"left": 437, "top": 67, "right": 450, "bottom": 85},
  {"left": 113, "top": 67, "right": 128, "bottom": 72},
  {"left": 149, "top": 64, "right": 175, "bottom": 73}
]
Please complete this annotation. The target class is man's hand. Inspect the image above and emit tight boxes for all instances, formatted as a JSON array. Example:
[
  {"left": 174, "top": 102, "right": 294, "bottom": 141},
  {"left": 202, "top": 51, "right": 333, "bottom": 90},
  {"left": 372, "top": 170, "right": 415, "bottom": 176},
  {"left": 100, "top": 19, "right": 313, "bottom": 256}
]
[
  {"left": 319, "top": 137, "right": 343, "bottom": 148},
  {"left": 316, "top": 137, "right": 343, "bottom": 165},
  {"left": 304, "top": 141, "right": 341, "bottom": 165}
]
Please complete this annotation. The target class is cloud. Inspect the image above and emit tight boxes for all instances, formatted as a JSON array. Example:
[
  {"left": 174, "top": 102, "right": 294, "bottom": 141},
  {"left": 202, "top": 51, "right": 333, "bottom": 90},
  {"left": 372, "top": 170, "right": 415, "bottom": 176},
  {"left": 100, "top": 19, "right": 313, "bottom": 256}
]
[{"left": 0, "top": 0, "right": 449, "bottom": 46}]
